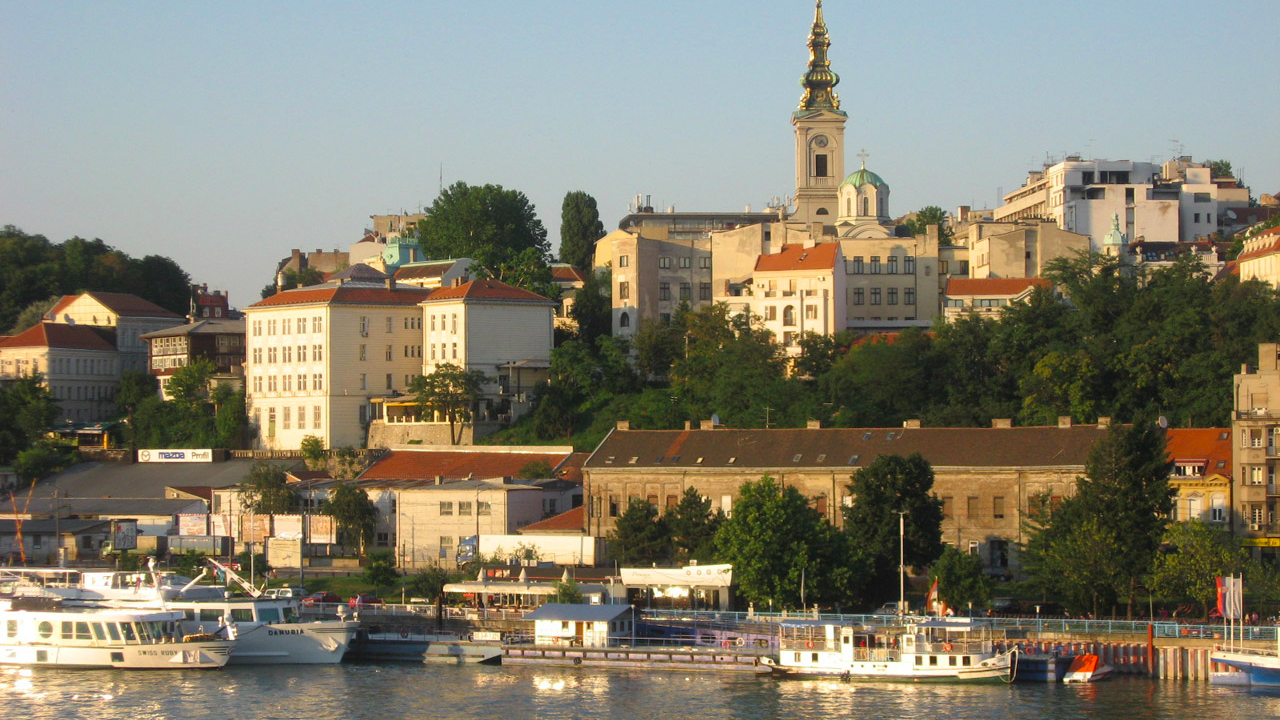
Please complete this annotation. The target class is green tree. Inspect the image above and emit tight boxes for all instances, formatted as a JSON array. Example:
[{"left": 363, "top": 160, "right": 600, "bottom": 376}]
[
  {"left": 240, "top": 461, "right": 299, "bottom": 514},
  {"left": 516, "top": 459, "right": 555, "bottom": 480},
  {"left": 1148, "top": 520, "right": 1247, "bottom": 620},
  {"left": 905, "top": 205, "right": 953, "bottom": 243},
  {"left": 331, "top": 446, "right": 364, "bottom": 480},
  {"left": 551, "top": 578, "right": 586, "bottom": 604},
  {"left": 406, "top": 565, "right": 461, "bottom": 630},
  {"left": 666, "top": 487, "right": 723, "bottom": 563},
  {"left": 528, "top": 382, "right": 579, "bottom": 440},
  {"left": 408, "top": 364, "right": 488, "bottom": 445},
  {"left": 165, "top": 357, "right": 215, "bottom": 407},
  {"left": 928, "top": 545, "right": 993, "bottom": 611},
  {"left": 7, "top": 295, "right": 60, "bottom": 333},
  {"left": 212, "top": 386, "right": 249, "bottom": 449},
  {"left": 568, "top": 268, "right": 611, "bottom": 346},
  {"left": 559, "top": 191, "right": 606, "bottom": 271},
  {"left": 298, "top": 435, "right": 323, "bottom": 470},
  {"left": 715, "top": 476, "right": 867, "bottom": 608},
  {"left": 0, "top": 373, "right": 59, "bottom": 464},
  {"left": 261, "top": 267, "right": 325, "bottom": 299},
  {"left": 415, "top": 181, "right": 551, "bottom": 286},
  {"left": 362, "top": 550, "right": 399, "bottom": 589},
  {"left": 842, "top": 453, "right": 945, "bottom": 605},
  {"left": 324, "top": 482, "right": 378, "bottom": 555},
  {"left": 1208, "top": 159, "right": 1234, "bottom": 178},
  {"left": 609, "top": 499, "right": 671, "bottom": 565},
  {"left": 14, "top": 444, "right": 73, "bottom": 482}
]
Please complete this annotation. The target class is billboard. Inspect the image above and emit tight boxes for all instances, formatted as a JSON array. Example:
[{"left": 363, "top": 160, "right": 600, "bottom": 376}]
[
  {"left": 178, "top": 513, "right": 209, "bottom": 536},
  {"left": 137, "top": 449, "right": 213, "bottom": 463},
  {"left": 111, "top": 519, "right": 138, "bottom": 551}
]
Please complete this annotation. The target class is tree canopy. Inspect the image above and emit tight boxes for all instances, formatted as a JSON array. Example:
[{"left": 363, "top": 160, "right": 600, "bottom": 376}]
[
  {"left": 324, "top": 482, "right": 379, "bottom": 556},
  {"left": 559, "top": 191, "right": 605, "bottom": 271},
  {"left": 409, "top": 364, "right": 488, "bottom": 445},
  {"left": 240, "top": 461, "right": 299, "bottom": 515},
  {"left": 608, "top": 499, "right": 671, "bottom": 566}
]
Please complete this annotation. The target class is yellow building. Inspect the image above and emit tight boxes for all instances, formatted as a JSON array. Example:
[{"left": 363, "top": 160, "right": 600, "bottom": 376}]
[
  {"left": 0, "top": 323, "right": 120, "bottom": 422},
  {"left": 46, "top": 291, "right": 184, "bottom": 373}
]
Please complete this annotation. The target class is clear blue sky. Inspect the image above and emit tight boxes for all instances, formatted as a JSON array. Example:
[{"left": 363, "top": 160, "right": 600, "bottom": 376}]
[{"left": 4, "top": 1, "right": 1277, "bottom": 308}]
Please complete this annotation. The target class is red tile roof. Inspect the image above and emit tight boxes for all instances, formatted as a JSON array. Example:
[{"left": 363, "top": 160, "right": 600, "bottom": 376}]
[
  {"left": 755, "top": 243, "right": 839, "bottom": 272},
  {"left": 945, "top": 277, "right": 1050, "bottom": 297},
  {"left": 0, "top": 322, "right": 116, "bottom": 351},
  {"left": 248, "top": 284, "right": 433, "bottom": 309},
  {"left": 394, "top": 262, "right": 455, "bottom": 280},
  {"left": 359, "top": 448, "right": 575, "bottom": 481},
  {"left": 551, "top": 265, "right": 587, "bottom": 283},
  {"left": 1165, "top": 428, "right": 1233, "bottom": 478},
  {"left": 47, "top": 291, "right": 183, "bottom": 319},
  {"left": 424, "top": 278, "right": 553, "bottom": 304},
  {"left": 518, "top": 505, "right": 585, "bottom": 534},
  {"left": 1236, "top": 229, "right": 1280, "bottom": 262}
]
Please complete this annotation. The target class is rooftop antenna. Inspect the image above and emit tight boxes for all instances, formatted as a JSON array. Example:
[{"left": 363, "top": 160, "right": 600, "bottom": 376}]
[
  {"left": 438, "top": 163, "right": 443, "bottom": 194},
  {"left": 1169, "top": 139, "right": 1183, "bottom": 158}
]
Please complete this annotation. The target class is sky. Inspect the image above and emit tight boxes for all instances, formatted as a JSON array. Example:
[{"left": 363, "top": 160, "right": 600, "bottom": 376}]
[{"left": 4, "top": 1, "right": 1278, "bottom": 309}]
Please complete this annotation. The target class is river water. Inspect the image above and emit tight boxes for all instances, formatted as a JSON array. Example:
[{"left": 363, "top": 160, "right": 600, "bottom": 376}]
[{"left": 2, "top": 663, "right": 1276, "bottom": 720}]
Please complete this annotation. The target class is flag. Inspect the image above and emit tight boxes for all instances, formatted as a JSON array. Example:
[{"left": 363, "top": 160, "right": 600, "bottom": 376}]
[{"left": 1217, "top": 575, "right": 1244, "bottom": 620}]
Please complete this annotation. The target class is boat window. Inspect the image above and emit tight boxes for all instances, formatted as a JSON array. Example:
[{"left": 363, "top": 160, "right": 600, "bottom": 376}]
[
  {"left": 76, "top": 622, "right": 92, "bottom": 640},
  {"left": 949, "top": 656, "right": 957, "bottom": 666},
  {"left": 200, "top": 609, "right": 222, "bottom": 622},
  {"left": 929, "top": 655, "right": 938, "bottom": 666},
  {"left": 915, "top": 655, "right": 922, "bottom": 666},
  {"left": 963, "top": 656, "right": 972, "bottom": 666},
  {"left": 183, "top": 610, "right": 196, "bottom": 621},
  {"left": 61, "top": 621, "right": 73, "bottom": 640},
  {"left": 5, "top": 619, "right": 15, "bottom": 638},
  {"left": 794, "top": 652, "right": 802, "bottom": 663},
  {"left": 92, "top": 623, "right": 107, "bottom": 641},
  {"left": 107, "top": 623, "right": 122, "bottom": 641},
  {"left": 258, "top": 607, "right": 282, "bottom": 623},
  {"left": 283, "top": 606, "right": 298, "bottom": 622},
  {"left": 231, "top": 609, "right": 255, "bottom": 623},
  {"left": 37, "top": 621, "right": 53, "bottom": 639},
  {"left": 121, "top": 623, "right": 138, "bottom": 643}
]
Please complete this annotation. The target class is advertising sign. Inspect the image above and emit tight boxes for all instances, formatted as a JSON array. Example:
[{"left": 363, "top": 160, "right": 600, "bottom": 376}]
[
  {"left": 137, "top": 449, "right": 213, "bottom": 463},
  {"left": 111, "top": 519, "right": 138, "bottom": 551},
  {"left": 178, "top": 513, "right": 209, "bottom": 537}
]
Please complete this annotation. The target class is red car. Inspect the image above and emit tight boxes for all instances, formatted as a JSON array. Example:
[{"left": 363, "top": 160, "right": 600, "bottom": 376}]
[
  {"left": 348, "top": 593, "right": 384, "bottom": 608},
  {"left": 301, "top": 591, "right": 342, "bottom": 606}
]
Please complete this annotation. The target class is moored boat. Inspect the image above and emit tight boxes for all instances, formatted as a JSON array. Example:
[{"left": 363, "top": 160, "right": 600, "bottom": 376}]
[
  {"left": 0, "top": 596, "right": 232, "bottom": 669},
  {"left": 1062, "top": 653, "right": 1113, "bottom": 683},
  {"left": 761, "top": 618, "right": 1016, "bottom": 682},
  {"left": 1210, "top": 646, "right": 1280, "bottom": 686}
]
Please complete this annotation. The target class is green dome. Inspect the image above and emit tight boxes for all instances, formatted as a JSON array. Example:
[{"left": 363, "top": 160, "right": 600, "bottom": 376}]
[{"left": 841, "top": 166, "right": 888, "bottom": 190}]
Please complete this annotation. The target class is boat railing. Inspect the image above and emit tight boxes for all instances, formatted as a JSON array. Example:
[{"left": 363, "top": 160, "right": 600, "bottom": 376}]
[
  {"left": 918, "top": 639, "right": 987, "bottom": 654},
  {"left": 779, "top": 638, "right": 837, "bottom": 652},
  {"left": 852, "top": 647, "right": 901, "bottom": 662}
]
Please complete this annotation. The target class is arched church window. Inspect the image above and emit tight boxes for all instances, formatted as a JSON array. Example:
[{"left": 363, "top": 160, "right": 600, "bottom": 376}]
[
  {"left": 816, "top": 208, "right": 829, "bottom": 216},
  {"left": 861, "top": 197, "right": 869, "bottom": 216},
  {"left": 619, "top": 312, "right": 630, "bottom": 329}
]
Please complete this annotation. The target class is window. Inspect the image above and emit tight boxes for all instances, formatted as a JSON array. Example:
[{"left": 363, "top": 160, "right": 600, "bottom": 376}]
[
  {"left": 451, "top": 314, "right": 457, "bottom": 333},
  {"left": 905, "top": 288, "right": 915, "bottom": 306},
  {"left": 904, "top": 256, "right": 915, "bottom": 274},
  {"left": 679, "top": 257, "right": 691, "bottom": 269},
  {"left": 297, "top": 406, "right": 306, "bottom": 429},
  {"left": 805, "top": 305, "right": 817, "bottom": 320},
  {"left": 854, "top": 289, "right": 864, "bottom": 305},
  {"left": 619, "top": 312, "right": 630, "bottom": 328},
  {"left": 268, "top": 375, "right": 277, "bottom": 392},
  {"left": 992, "top": 496, "right": 1005, "bottom": 520},
  {"left": 314, "top": 405, "right": 321, "bottom": 428},
  {"left": 386, "top": 373, "right": 393, "bottom": 390},
  {"left": 783, "top": 306, "right": 796, "bottom": 326},
  {"left": 659, "top": 282, "right": 670, "bottom": 301},
  {"left": 440, "top": 501, "right": 453, "bottom": 516},
  {"left": 618, "top": 282, "right": 630, "bottom": 300},
  {"left": 618, "top": 254, "right": 629, "bottom": 267},
  {"left": 282, "top": 318, "right": 290, "bottom": 334},
  {"left": 282, "top": 407, "right": 291, "bottom": 430},
  {"left": 359, "top": 345, "right": 367, "bottom": 361},
  {"left": 385, "top": 345, "right": 393, "bottom": 361},
  {"left": 458, "top": 501, "right": 473, "bottom": 516},
  {"left": 359, "top": 317, "right": 369, "bottom": 336},
  {"left": 359, "top": 374, "right": 367, "bottom": 390},
  {"left": 699, "top": 282, "right": 712, "bottom": 301},
  {"left": 765, "top": 306, "right": 777, "bottom": 321},
  {"left": 314, "top": 374, "right": 323, "bottom": 390},
  {"left": 699, "top": 257, "right": 711, "bottom": 269},
  {"left": 477, "top": 501, "right": 491, "bottom": 516},
  {"left": 870, "top": 256, "right": 881, "bottom": 274},
  {"left": 888, "top": 289, "right": 898, "bottom": 305},
  {"left": 268, "top": 347, "right": 277, "bottom": 363},
  {"left": 659, "top": 256, "right": 671, "bottom": 268},
  {"left": 967, "top": 496, "right": 980, "bottom": 519},
  {"left": 871, "top": 288, "right": 881, "bottom": 305},
  {"left": 852, "top": 256, "right": 864, "bottom": 274},
  {"left": 385, "top": 317, "right": 393, "bottom": 333},
  {"left": 680, "top": 282, "right": 691, "bottom": 301},
  {"left": 451, "top": 343, "right": 457, "bottom": 359},
  {"left": 252, "top": 348, "right": 262, "bottom": 364},
  {"left": 887, "top": 256, "right": 898, "bottom": 274},
  {"left": 814, "top": 153, "right": 828, "bottom": 177},
  {"left": 313, "top": 345, "right": 323, "bottom": 361}
]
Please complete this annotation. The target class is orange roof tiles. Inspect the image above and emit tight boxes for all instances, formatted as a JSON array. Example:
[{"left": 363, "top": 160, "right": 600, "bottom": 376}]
[
  {"left": 248, "top": 284, "right": 433, "bottom": 308},
  {"left": 519, "top": 505, "right": 585, "bottom": 534},
  {"left": 1165, "top": 428, "right": 1233, "bottom": 478},
  {"left": 755, "top": 243, "right": 839, "bottom": 272},
  {"left": 46, "top": 292, "right": 181, "bottom": 319},
  {"left": 551, "top": 266, "right": 587, "bottom": 283},
  {"left": 0, "top": 322, "right": 116, "bottom": 351},
  {"left": 424, "top": 278, "right": 553, "bottom": 304},
  {"left": 945, "top": 277, "right": 1050, "bottom": 297},
  {"left": 359, "top": 449, "right": 575, "bottom": 481}
]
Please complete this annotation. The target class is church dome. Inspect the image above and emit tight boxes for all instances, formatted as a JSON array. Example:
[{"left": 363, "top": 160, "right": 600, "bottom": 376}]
[{"left": 841, "top": 166, "right": 888, "bottom": 190}]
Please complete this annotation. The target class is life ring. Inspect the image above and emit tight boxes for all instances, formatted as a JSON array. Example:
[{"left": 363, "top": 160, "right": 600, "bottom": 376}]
[
  {"left": 736, "top": 637, "right": 746, "bottom": 647},
  {"left": 943, "top": 643, "right": 953, "bottom": 652},
  {"left": 400, "top": 631, "right": 409, "bottom": 639},
  {"left": 722, "top": 640, "right": 731, "bottom": 649},
  {"left": 805, "top": 640, "right": 814, "bottom": 649}
]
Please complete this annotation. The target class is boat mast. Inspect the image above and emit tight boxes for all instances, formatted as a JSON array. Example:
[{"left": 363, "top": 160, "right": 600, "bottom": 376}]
[{"left": 898, "top": 510, "right": 906, "bottom": 617}]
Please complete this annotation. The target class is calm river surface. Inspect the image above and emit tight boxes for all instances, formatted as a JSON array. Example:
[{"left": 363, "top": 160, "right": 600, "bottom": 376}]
[{"left": 3, "top": 663, "right": 1277, "bottom": 720}]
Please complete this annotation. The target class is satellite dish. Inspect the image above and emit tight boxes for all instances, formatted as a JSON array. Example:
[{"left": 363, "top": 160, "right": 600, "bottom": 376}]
[
  {"left": 1157, "top": 416, "right": 1169, "bottom": 429},
  {"left": 711, "top": 413, "right": 721, "bottom": 427}
]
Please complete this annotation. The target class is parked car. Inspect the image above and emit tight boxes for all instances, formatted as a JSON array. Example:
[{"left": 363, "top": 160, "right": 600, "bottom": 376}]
[
  {"left": 348, "top": 593, "right": 384, "bottom": 608},
  {"left": 301, "top": 591, "right": 342, "bottom": 606},
  {"left": 263, "top": 586, "right": 308, "bottom": 600}
]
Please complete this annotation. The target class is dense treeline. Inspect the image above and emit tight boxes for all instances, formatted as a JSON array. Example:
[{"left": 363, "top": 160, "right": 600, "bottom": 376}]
[
  {"left": 0, "top": 225, "right": 192, "bottom": 332},
  {"left": 490, "top": 252, "right": 1280, "bottom": 450}
]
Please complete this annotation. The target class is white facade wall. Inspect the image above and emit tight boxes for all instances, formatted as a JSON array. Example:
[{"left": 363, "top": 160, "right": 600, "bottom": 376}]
[
  {"left": 394, "top": 485, "right": 544, "bottom": 570},
  {"left": 422, "top": 298, "right": 553, "bottom": 401},
  {"left": 480, "top": 534, "right": 599, "bottom": 566},
  {"left": 0, "top": 345, "right": 121, "bottom": 422},
  {"left": 51, "top": 295, "right": 182, "bottom": 373}
]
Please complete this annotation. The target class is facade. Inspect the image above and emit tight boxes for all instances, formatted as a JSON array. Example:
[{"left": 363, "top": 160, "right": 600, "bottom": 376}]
[
  {"left": 190, "top": 284, "right": 231, "bottom": 319},
  {"left": 275, "top": 247, "right": 350, "bottom": 279},
  {"left": 1166, "top": 428, "right": 1232, "bottom": 527},
  {"left": 993, "top": 156, "right": 1250, "bottom": 247},
  {"left": 140, "top": 318, "right": 246, "bottom": 400},
  {"left": 391, "top": 259, "right": 474, "bottom": 290},
  {"left": 243, "top": 280, "right": 434, "bottom": 450},
  {"left": 394, "top": 478, "right": 544, "bottom": 569},
  {"left": 839, "top": 231, "right": 940, "bottom": 332},
  {"left": 0, "top": 323, "right": 120, "bottom": 421},
  {"left": 964, "top": 221, "right": 1091, "bottom": 279},
  {"left": 749, "top": 242, "right": 845, "bottom": 354},
  {"left": 1232, "top": 343, "right": 1280, "bottom": 561},
  {"left": 46, "top": 292, "right": 184, "bottom": 373},
  {"left": 942, "top": 278, "right": 1050, "bottom": 323},
  {"left": 1235, "top": 227, "right": 1280, "bottom": 289},
  {"left": 583, "top": 421, "right": 1110, "bottom": 575},
  {"left": 790, "top": 1, "right": 846, "bottom": 227}
]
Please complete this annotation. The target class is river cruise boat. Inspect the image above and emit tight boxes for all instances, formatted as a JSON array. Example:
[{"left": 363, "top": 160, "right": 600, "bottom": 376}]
[
  {"left": 1, "top": 567, "right": 357, "bottom": 665},
  {"left": 0, "top": 596, "right": 232, "bottom": 669},
  {"left": 761, "top": 618, "right": 1016, "bottom": 682},
  {"left": 1210, "top": 645, "right": 1280, "bottom": 686}
]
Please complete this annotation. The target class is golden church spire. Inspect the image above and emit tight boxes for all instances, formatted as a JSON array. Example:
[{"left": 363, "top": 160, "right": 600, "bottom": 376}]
[{"left": 799, "top": 0, "right": 840, "bottom": 112}]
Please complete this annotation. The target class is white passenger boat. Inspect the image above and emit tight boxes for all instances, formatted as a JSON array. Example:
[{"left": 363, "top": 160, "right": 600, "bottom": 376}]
[
  {"left": 1210, "top": 645, "right": 1280, "bottom": 686},
  {"left": 1, "top": 566, "right": 357, "bottom": 665},
  {"left": 0, "top": 596, "right": 232, "bottom": 669},
  {"left": 761, "top": 618, "right": 1016, "bottom": 682}
]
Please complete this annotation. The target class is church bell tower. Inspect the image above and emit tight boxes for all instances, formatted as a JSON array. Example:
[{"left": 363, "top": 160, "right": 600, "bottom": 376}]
[{"left": 792, "top": 0, "right": 847, "bottom": 228}]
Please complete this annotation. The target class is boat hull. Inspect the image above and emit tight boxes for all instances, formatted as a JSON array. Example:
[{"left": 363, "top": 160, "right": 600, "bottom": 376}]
[
  {"left": 0, "top": 640, "right": 233, "bottom": 669},
  {"left": 215, "top": 621, "right": 358, "bottom": 665},
  {"left": 764, "top": 651, "right": 1014, "bottom": 683},
  {"left": 1210, "top": 650, "right": 1280, "bottom": 686}
]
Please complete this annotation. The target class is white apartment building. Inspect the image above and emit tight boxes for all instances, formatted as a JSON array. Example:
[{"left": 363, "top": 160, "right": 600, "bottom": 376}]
[
  {"left": 243, "top": 280, "right": 433, "bottom": 450},
  {"left": 993, "top": 157, "right": 1249, "bottom": 247},
  {"left": 749, "top": 242, "right": 846, "bottom": 354},
  {"left": 46, "top": 292, "right": 184, "bottom": 373},
  {"left": 0, "top": 323, "right": 121, "bottom": 422}
]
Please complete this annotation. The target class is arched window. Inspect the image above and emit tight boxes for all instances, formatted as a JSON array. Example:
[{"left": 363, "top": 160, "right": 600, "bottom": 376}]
[
  {"left": 816, "top": 207, "right": 829, "bottom": 216},
  {"left": 619, "top": 312, "right": 630, "bottom": 328},
  {"left": 1186, "top": 493, "right": 1203, "bottom": 521},
  {"left": 846, "top": 198, "right": 852, "bottom": 216},
  {"left": 861, "top": 197, "right": 869, "bottom": 216},
  {"left": 783, "top": 306, "right": 796, "bottom": 327}
]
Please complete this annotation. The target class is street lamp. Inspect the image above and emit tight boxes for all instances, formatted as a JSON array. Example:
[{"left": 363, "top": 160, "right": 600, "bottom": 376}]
[{"left": 1036, "top": 604, "right": 1042, "bottom": 636}]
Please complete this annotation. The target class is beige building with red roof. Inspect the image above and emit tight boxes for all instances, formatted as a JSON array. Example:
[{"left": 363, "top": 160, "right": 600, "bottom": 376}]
[
  {"left": 1235, "top": 227, "right": 1280, "bottom": 289},
  {"left": 0, "top": 323, "right": 121, "bottom": 421},
  {"left": 46, "top": 291, "right": 184, "bottom": 373},
  {"left": 748, "top": 242, "right": 845, "bottom": 354},
  {"left": 1165, "top": 428, "right": 1232, "bottom": 527},
  {"left": 942, "top": 278, "right": 1050, "bottom": 322}
]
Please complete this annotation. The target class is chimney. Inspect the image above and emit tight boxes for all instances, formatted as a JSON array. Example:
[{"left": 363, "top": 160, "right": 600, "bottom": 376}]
[
  {"left": 700, "top": 420, "right": 716, "bottom": 430},
  {"left": 1058, "top": 416, "right": 1073, "bottom": 428},
  {"left": 386, "top": 278, "right": 397, "bottom": 291},
  {"left": 616, "top": 420, "right": 630, "bottom": 431},
  {"left": 275, "top": 272, "right": 285, "bottom": 294},
  {"left": 435, "top": 475, "right": 444, "bottom": 485},
  {"left": 903, "top": 419, "right": 921, "bottom": 429},
  {"left": 991, "top": 418, "right": 1012, "bottom": 429},
  {"left": 807, "top": 419, "right": 822, "bottom": 429},
  {"left": 684, "top": 421, "right": 692, "bottom": 430},
  {"left": 1097, "top": 417, "right": 1112, "bottom": 428}
]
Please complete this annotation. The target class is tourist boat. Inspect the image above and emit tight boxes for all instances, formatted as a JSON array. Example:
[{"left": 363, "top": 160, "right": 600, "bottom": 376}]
[
  {"left": 1210, "top": 645, "right": 1280, "bottom": 686},
  {"left": 0, "top": 596, "right": 233, "bottom": 669},
  {"left": 761, "top": 618, "right": 1016, "bottom": 682},
  {"left": 1, "top": 566, "right": 358, "bottom": 665},
  {"left": 348, "top": 629, "right": 504, "bottom": 664}
]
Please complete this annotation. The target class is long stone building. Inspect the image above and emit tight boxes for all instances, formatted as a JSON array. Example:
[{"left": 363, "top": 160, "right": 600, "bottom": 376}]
[{"left": 582, "top": 419, "right": 1111, "bottom": 576}]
